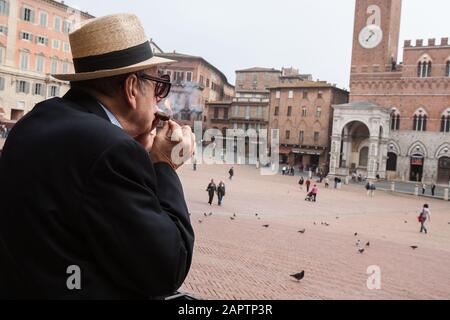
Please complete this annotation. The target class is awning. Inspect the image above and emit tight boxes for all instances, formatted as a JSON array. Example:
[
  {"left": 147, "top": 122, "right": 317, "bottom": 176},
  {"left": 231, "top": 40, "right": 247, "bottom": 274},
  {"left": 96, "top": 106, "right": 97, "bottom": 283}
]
[
  {"left": 292, "top": 148, "right": 324, "bottom": 156},
  {"left": 278, "top": 146, "right": 291, "bottom": 155}
]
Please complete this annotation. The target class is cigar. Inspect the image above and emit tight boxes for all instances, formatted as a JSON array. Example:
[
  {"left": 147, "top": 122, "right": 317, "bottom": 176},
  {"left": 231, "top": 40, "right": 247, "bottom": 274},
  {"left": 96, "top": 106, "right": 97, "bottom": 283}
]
[{"left": 156, "top": 111, "right": 170, "bottom": 121}]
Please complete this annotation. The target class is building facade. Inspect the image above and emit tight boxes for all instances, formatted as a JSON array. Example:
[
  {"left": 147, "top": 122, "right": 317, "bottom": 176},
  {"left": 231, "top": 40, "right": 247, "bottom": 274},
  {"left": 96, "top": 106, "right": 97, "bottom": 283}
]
[
  {"left": 156, "top": 52, "right": 234, "bottom": 129},
  {"left": 0, "top": 0, "right": 93, "bottom": 120},
  {"left": 268, "top": 82, "right": 349, "bottom": 171},
  {"left": 330, "top": 0, "right": 450, "bottom": 185}
]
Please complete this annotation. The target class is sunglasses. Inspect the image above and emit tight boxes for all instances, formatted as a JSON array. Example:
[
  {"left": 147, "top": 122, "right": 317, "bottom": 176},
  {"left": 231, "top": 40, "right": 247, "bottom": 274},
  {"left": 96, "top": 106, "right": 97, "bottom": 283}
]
[{"left": 137, "top": 73, "right": 172, "bottom": 99}]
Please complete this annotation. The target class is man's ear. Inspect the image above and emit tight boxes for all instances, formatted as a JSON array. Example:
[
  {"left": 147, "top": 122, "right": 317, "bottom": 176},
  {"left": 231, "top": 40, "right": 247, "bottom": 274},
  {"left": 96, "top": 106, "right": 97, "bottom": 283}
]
[{"left": 123, "top": 74, "right": 139, "bottom": 110}]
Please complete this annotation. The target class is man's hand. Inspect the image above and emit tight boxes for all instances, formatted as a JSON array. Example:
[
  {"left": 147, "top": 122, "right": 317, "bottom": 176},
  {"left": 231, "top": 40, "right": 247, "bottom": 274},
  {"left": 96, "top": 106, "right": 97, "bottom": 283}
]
[{"left": 150, "top": 121, "right": 195, "bottom": 170}]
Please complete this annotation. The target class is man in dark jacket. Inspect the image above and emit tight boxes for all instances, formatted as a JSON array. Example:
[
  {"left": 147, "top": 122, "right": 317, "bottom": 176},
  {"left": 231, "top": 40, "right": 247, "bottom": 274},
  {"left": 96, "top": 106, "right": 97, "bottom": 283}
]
[
  {"left": 0, "top": 14, "right": 195, "bottom": 299},
  {"left": 217, "top": 181, "right": 226, "bottom": 206},
  {"left": 206, "top": 179, "right": 217, "bottom": 206}
]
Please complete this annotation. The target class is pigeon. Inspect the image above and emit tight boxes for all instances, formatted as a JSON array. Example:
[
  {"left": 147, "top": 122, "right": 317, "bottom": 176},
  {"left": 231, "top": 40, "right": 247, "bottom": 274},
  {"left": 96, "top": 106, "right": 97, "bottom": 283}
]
[
  {"left": 356, "top": 240, "right": 361, "bottom": 246},
  {"left": 298, "top": 229, "right": 306, "bottom": 234},
  {"left": 203, "top": 213, "right": 207, "bottom": 217},
  {"left": 404, "top": 221, "right": 408, "bottom": 224},
  {"left": 198, "top": 220, "right": 203, "bottom": 224},
  {"left": 255, "top": 213, "right": 259, "bottom": 217},
  {"left": 354, "top": 233, "right": 358, "bottom": 237},
  {"left": 230, "top": 217, "right": 235, "bottom": 221},
  {"left": 209, "top": 212, "right": 213, "bottom": 216},
  {"left": 336, "top": 217, "right": 340, "bottom": 219},
  {"left": 257, "top": 217, "right": 261, "bottom": 220},
  {"left": 366, "top": 242, "right": 370, "bottom": 247},
  {"left": 358, "top": 248, "right": 365, "bottom": 254},
  {"left": 324, "top": 223, "right": 330, "bottom": 227},
  {"left": 233, "top": 213, "right": 236, "bottom": 217},
  {"left": 262, "top": 224, "right": 270, "bottom": 228},
  {"left": 313, "top": 222, "right": 317, "bottom": 225},
  {"left": 290, "top": 271, "right": 305, "bottom": 281},
  {"left": 411, "top": 246, "right": 418, "bottom": 250}
]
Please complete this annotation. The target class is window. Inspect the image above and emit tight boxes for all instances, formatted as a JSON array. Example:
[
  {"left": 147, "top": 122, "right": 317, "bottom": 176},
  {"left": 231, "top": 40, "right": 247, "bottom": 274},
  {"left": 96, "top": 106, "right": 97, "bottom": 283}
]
[
  {"left": 49, "top": 85, "right": 59, "bottom": 97},
  {"left": 20, "top": 31, "right": 32, "bottom": 41},
  {"left": 446, "top": 61, "right": 450, "bottom": 77},
  {"left": 214, "top": 108, "right": 219, "bottom": 119},
  {"left": 36, "top": 55, "right": 44, "bottom": 73},
  {"left": 287, "top": 106, "right": 292, "bottom": 116},
  {"left": 274, "top": 107, "right": 279, "bottom": 116},
  {"left": 288, "top": 90, "right": 293, "bottom": 99},
  {"left": 0, "top": 46, "right": 4, "bottom": 65},
  {"left": 63, "top": 20, "right": 72, "bottom": 33},
  {"left": 16, "top": 80, "right": 30, "bottom": 94},
  {"left": 413, "top": 110, "right": 427, "bottom": 132},
  {"left": 316, "top": 107, "right": 321, "bottom": 118},
  {"left": 417, "top": 61, "right": 432, "bottom": 78},
  {"left": 186, "top": 72, "right": 192, "bottom": 82},
  {"left": 302, "top": 91, "right": 308, "bottom": 99},
  {"left": 63, "top": 42, "right": 70, "bottom": 52},
  {"left": 199, "top": 75, "right": 204, "bottom": 85},
  {"left": 314, "top": 132, "right": 319, "bottom": 143},
  {"left": 54, "top": 16, "right": 61, "bottom": 32},
  {"left": 51, "top": 58, "right": 58, "bottom": 74},
  {"left": 52, "top": 39, "right": 60, "bottom": 50},
  {"left": 0, "top": 76, "right": 5, "bottom": 91},
  {"left": 299, "top": 131, "right": 304, "bottom": 144},
  {"left": 257, "top": 106, "right": 263, "bottom": 118},
  {"left": 318, "top": 91, "right": 323, "bottom": 99},
  {"left": 245, "top": 106, "right": 250, "bottom": 119},
  {"left": 0, "top": 0, "right": 9, "bottom": 15},
  {"left": 285, "top": 130, "right": 290, "bottom": 140},
  {"left": 62, "top": 62, "right": 68, "bottom": 73},
  {"left": 233, "top": 106, "right": 239, "bottom": 117},
  {"left": 33, "top": 83, "right": 44, "bottom": 96},
  {"left": 22, "top": 7, "right": 34, "bottom": 22},
  {"left": 20, "top": 52, "right": 29, "bottom": 70},
  {"left": 275, "top": 91, "right": 280, "bottom": 99},
  {"left": 302, "top": 106, "right": 307, "bottom": 117},
  {"left": 441, "top": 110, "right": 450, "bottom": 133},
  {"left": 0, "top": 25, "right": 7, "bottom": 35},
  {"left": 206, "top": 79, "right": 210, "bottom": 88},
  {"left": 224, "top": 109, "right": 229, "bottom": 120},
  {"left": 390, "top": 112, "right": 400, "bottom": 131},
  {"left": 40, "top": 11, "right": 47, "bottom": 27},
  {"left": 36, "top": 35, "right": 48, "bottom": 45}
]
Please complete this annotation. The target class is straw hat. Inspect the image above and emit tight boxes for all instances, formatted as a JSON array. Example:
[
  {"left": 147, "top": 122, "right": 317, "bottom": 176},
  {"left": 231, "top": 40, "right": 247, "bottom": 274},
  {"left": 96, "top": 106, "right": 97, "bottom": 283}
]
[{"left": 52, "top": 13, "right": 175, "bottom": 81}]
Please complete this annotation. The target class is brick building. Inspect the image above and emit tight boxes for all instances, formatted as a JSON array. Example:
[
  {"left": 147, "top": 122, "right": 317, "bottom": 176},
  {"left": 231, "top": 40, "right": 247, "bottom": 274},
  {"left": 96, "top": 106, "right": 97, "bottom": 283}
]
[
  {"left": 330, "top": 0, "right": 450, "bottom": 185},
  {"left": 0, "top": 0, "right": 94, "bottom": 120},
  {"left": 156, "top": 52, "right": 234, "bottom": 129},
  {"left": 268, "top": 81, "right": 349, "bottom": 171}
]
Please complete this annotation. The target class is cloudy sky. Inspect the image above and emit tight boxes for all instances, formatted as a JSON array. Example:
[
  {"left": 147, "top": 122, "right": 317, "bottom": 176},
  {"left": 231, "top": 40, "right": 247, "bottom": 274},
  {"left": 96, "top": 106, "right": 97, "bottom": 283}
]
[{"left": 67, "top": 0, "right": 450, "bottom": 89}]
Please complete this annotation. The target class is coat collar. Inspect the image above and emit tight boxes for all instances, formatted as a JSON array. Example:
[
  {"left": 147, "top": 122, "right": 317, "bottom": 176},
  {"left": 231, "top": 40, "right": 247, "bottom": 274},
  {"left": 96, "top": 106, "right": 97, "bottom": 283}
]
[{"left": 63, "top": 89, "right": 109, "bottom": 122}]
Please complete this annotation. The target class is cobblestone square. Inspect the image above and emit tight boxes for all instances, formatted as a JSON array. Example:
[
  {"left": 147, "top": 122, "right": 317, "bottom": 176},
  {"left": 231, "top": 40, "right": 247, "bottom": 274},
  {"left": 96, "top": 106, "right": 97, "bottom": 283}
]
[{"left": 179, "top": 164, "right": 450, "bottom": 299}]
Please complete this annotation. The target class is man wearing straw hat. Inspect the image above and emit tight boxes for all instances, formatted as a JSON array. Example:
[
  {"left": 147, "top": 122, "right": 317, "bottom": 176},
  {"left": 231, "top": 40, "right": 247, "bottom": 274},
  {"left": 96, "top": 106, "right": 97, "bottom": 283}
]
[{"left": 0, "top": 14, "right": 195, "bottom": 299}]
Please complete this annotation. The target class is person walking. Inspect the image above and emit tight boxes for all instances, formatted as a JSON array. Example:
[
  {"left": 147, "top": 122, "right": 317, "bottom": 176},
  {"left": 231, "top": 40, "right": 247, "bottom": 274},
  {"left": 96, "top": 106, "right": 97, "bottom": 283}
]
[
  {"left": 431, "top": 183, "right": 436, "bottom": 197},
  {"left": 370, "top": 182, "right": 376, "bottom": 197},
  {"left": 192, "top": 157, "right": 197, "bottom": 171},
  {"left": 228, "top": 167, "right": 234, "bottom": 180},
  {"left": 418, "top": 204, "right": 431, "bottom": 234},
  {"left": 311, "top": 184, "right": 318, "bottom": 202},
  {"left": 298, "top": 176, "right": 304, "bottom": 190},
  {"left": 305, "top": 179, "right": 311, "bottom": 193},
  {"left": 324, "top": 177, "right": 329, "bottom": 189},
  {"left": 422, "top": 183, "right": 426, "bottom": 195},
  {"left": 206, "top": 179, "right": 217, "bottom": 205},
  {"left": 366, "top": 181, "right": 371, "bottom": 196},
  {"left": 217, "top": 181, "right": 226, "bottom": 206}
]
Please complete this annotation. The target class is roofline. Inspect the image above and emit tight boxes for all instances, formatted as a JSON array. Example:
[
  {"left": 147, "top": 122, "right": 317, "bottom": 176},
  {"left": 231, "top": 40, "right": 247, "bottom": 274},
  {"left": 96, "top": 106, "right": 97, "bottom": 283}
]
[
  {"left": 156, "top": 52, "right": 233, "bottom": 87},
  {"left": 44, "top": 0, "right": 95, "bottom": 19},
  {"left": 268, "top": 84, "right": 348, "bottom": 92},
  {"left": 235, "top": 68, "right": 282, "bottom": 73}
]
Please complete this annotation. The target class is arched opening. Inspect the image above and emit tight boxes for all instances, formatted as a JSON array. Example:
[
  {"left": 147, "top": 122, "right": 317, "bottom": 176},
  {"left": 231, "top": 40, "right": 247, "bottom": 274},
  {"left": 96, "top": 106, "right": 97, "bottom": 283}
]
[
  {"left": 437, "top": 157, "right": 450, "bottom": 185},
  {"left": 341, "top": 121, "right": 370, "bottom": 175},
  {"left": 410, "top": 154, "right": 425, "bottom": 182},
  {"left": 386, "top": 152, "right": 397, "bottom": 171},
  {"left": 359, "top": 147, "right": 369, "bottom": 167}
]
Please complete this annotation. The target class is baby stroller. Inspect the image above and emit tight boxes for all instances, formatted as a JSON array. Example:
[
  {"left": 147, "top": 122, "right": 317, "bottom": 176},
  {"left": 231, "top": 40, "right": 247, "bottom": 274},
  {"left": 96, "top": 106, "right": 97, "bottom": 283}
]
[{"left": 305, "top": 192, "right": 316, "bottom": 202}]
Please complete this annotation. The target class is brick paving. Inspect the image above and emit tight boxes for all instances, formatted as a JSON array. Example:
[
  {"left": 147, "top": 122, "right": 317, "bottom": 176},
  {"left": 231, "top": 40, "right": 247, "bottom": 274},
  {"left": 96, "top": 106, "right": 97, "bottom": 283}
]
[{"left": 178, "top": 164, "right": 450, "bottom": 300}]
